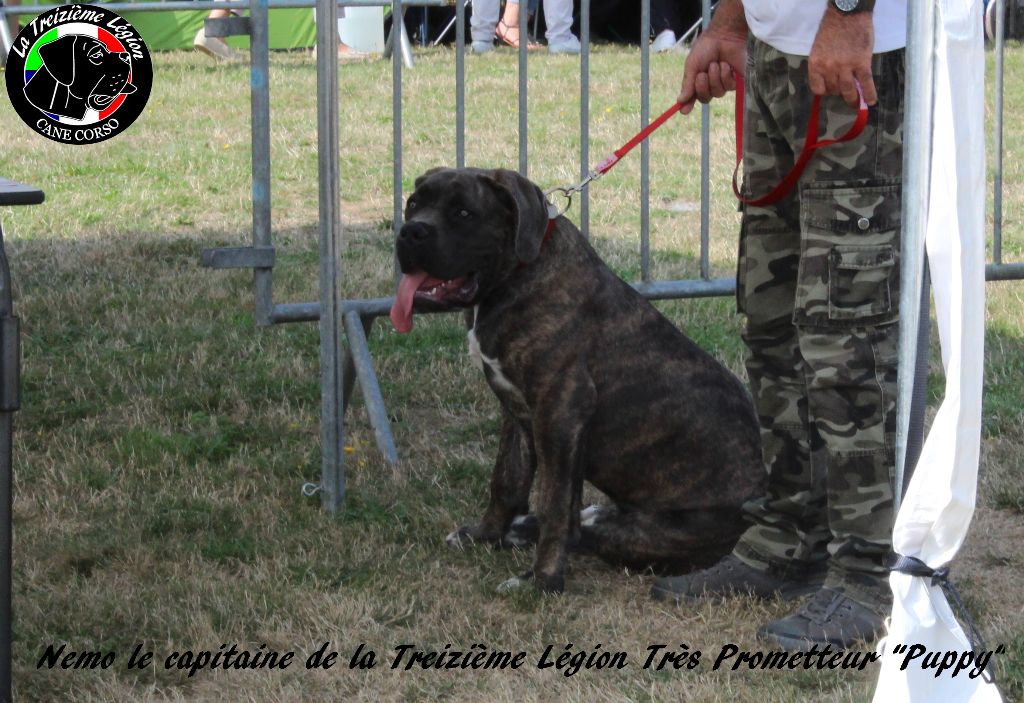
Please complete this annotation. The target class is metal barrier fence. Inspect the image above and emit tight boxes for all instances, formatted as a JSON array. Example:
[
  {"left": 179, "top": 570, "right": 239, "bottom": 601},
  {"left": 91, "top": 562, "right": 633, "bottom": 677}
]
[{"left": 4, "top": 0, "right": 1021, "bottom": 514}]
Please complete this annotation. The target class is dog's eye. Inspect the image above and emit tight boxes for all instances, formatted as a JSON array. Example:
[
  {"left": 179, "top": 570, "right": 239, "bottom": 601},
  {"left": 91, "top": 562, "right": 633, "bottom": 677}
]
[
  {"left": 458, "top": 209, "right": 471, "bottom": 218},
  {"left": 407, "top": 200, "right": 416, "bottom": 210}
]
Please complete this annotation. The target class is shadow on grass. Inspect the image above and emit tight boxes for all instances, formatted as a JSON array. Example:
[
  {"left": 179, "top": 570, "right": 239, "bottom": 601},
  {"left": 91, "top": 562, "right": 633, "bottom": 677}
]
[{"left": 5, "top": 223, "right": 1024, "bottom": 701}]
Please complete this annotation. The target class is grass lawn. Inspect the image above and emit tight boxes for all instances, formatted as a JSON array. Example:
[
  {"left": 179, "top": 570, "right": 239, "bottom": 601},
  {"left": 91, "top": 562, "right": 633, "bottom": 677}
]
[{"left": 0, "top": 41, "right": 1022, "bottom": 702}]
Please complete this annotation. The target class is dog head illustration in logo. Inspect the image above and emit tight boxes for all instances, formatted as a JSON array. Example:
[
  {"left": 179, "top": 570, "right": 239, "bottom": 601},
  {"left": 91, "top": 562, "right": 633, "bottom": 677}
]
[{"left": 23, "top": 35, "right": 137, "bottom": 121}]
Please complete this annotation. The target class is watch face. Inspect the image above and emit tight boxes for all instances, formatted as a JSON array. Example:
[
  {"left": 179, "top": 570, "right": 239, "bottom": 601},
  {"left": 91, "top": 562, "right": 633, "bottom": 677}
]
[{"left": 834, "top": 0, "right": 859, "bottom": 11}]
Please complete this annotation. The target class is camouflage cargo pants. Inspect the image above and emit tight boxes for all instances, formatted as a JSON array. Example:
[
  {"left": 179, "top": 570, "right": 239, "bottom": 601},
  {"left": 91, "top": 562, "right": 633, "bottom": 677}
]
[{"left": 732, "top": 38, "right": 905, "bottom": 606}]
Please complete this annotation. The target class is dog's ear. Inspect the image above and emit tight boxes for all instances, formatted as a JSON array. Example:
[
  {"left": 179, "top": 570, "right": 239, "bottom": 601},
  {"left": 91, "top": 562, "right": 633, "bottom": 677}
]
[
  {"left": 489, "top": 169, "right": 549, "bottom": 263},
  {"left": 413, "top": 167, "right": 448, "bottom": 191},
  {"left": 38, "top": 36, "right": 80, "bottom": 86}
]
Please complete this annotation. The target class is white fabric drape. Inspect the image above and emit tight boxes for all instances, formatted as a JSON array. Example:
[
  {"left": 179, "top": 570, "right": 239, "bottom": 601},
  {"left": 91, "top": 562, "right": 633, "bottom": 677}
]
[{"left": 872, "top": 1, "right": 1001, "bottom": 701}]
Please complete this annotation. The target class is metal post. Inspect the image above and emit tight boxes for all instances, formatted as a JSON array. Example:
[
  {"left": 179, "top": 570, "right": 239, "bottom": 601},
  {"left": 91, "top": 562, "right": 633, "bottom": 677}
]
[
  {"left": 398, "top": 15, "right": 415, "bottom": 67},
  {"left": 393, "top": 0, "right": 404, "bottom": 237},
  {"left": 0, "top": 177, "right": 39, "bottom": 703},
  {"left": 580, "top": 0, "right": 591, "bottom": 236},
  {"left": 343, "top": 312, "right": 398, "bottom": 465},
  {"left": 383, "top": 7, "right": 415, "bottom": 69},
  {"left": 455, "top": 0, "right": 466, "bottom": 168},
  {"left": 640, "top": 0, "right": 651, "bottom": 282},
  {"left": 0, "top": 225, "right": 17, "bottom": 703},
  {"left": 316, "top": 0, "right": 345, "bottom": 512},
  {"left": 518, "top": 0, "right": 528, "bottom": 176},
  {"left": 895, "top": 0, "right": 936, "bottom": 512},
  {"left": 250, "top": 0, "right": 274, "bottom": 326},
  {"left": 0, "top": 0, "right": 13, "bottom": 67},
  {"left": 994, "top": 0, "right": 1005, "bottom": 264},
  {"left": 699, "top": 0, "right": 711, "bottom": 279}
]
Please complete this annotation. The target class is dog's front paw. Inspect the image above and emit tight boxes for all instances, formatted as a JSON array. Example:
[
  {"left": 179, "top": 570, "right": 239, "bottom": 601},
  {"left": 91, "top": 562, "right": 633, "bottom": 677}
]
[
  {"left": 496, "top": 573, "right": 531, "bottom": 594},
  {"left": 496, "top": 569, "right": 564, "bottom": 594},
  {"left": 445, "top": 526, "right": 476, "bottom": 549},
  {"left": 445, "top": 523, "right": 500, "bottom": 549}
]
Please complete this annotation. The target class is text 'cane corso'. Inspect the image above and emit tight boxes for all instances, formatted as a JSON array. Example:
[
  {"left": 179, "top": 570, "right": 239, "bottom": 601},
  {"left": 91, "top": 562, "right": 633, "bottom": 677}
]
[{"left": 390, "top": 167, "right": 766, "bottom": 593}]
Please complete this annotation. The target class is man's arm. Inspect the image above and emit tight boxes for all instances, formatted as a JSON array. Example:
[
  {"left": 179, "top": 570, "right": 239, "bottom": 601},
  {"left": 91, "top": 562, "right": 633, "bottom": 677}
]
[
  {"left": 808, "top": 5, "right": 877, "bottom": 107},
  {"left": 677, "top": 0, "right": 748, "bottom": 115}
]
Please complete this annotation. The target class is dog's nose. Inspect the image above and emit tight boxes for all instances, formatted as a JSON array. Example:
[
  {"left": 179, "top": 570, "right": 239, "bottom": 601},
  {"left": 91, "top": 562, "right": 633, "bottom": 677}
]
[{"left": 398, "top": 221, "right": 431, "bottom": 243}]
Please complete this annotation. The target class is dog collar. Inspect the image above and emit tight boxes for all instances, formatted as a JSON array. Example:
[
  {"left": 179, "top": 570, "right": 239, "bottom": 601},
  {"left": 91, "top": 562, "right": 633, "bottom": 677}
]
[
  {"left": 515, "top": 211, "right": 558, "bottom": 272},
  {"left": 543, "top": 200, "right": 558, "bottom": 243}
]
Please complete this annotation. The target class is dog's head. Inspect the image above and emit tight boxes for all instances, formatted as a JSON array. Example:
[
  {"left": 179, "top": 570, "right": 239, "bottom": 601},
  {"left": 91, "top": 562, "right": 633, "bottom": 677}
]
[
  {"left": 32, "top": 35, "right": 136, "bottom": 114},
  {"left": 390, "top": 167, "right": 550, "bottom": 332}
]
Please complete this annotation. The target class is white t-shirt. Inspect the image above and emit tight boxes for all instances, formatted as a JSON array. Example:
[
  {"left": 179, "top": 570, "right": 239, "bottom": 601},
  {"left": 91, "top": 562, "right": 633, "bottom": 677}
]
[{"left": 742, "top": 1, "right": 908, "bottom": 56}]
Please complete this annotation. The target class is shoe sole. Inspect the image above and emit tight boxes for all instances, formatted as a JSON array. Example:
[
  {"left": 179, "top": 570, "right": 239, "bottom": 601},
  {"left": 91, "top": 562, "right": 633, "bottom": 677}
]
[{"left": 194, "top": 44, "right": 240, "bottom": 61}]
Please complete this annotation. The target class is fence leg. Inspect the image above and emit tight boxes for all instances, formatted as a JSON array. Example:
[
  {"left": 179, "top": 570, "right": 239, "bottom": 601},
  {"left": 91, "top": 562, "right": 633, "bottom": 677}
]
[
  {"left": 342, "top": 316, "right": 374, "bottom": 410},
  {"left": 316, "top": 0, "right": 345, "bottom": 512},
  {"left": 343, "top": 312, "right": 398, "bottom": 466},
  {"left": 383, "top": 8, "right": 415, "bottom": 69},
  {"left": 249, "top": 0, "right": 274, "bottom": 326},
  {"left": 0, "top": 225, "right": 21, "bottom": 703},
  {"left": 0, "top": 180, "right": 40, "bottom": 703}
]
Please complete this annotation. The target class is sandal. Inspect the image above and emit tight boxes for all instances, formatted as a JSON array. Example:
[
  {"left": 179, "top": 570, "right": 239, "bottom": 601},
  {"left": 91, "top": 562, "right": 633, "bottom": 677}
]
[{"left": 495, "top": 20, "right": 541, "bottom": 50}]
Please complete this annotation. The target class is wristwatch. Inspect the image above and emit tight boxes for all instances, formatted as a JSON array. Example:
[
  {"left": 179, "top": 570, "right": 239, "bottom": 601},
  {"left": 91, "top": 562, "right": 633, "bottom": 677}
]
[{"left": 831, "top": 0, "right": 875, "bottom": 13}]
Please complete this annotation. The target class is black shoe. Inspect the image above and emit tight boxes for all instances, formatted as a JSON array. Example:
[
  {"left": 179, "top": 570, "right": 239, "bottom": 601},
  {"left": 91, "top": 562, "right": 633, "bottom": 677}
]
[
  {"left": 650, "top": 554, "right": 824, "bottom": 604},
  {"left": 757, "top": 587, "right": 887, "bottom": 649}
]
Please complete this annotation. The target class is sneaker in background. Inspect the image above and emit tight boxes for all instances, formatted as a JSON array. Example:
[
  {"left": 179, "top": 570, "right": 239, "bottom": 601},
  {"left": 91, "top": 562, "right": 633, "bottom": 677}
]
[{"left": 194, "top": 28, "right": 242, "bottom": 61}]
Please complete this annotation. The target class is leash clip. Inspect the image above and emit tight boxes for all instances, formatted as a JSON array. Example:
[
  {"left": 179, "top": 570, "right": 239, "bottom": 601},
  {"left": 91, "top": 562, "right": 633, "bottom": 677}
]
[{"left": 544, "top": 167, "right": 605, "bottom": 217}]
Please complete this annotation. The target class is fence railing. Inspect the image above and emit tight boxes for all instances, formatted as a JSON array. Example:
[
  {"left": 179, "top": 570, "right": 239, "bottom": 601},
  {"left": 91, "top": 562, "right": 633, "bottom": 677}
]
[{"left": 4, "top": 0, "right": 1021, "bottom": 513}]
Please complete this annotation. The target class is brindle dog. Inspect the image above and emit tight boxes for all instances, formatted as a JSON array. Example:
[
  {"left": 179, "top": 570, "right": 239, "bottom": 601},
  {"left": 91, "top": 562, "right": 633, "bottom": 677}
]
[{"left": 391, "top": 167, "right": 765, "bottom": 593}]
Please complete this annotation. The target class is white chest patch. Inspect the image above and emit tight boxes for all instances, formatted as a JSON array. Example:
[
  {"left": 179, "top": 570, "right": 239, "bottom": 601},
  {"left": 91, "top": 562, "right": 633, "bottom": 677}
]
[{"left": 467, "top": 323, "right": 525, "bottom": 404}]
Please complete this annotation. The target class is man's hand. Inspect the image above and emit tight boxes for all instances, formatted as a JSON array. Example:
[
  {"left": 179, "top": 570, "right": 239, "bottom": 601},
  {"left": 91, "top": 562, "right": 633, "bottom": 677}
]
[
  {"left": 808, "top": 7, "right": 877, "bottom": 107},
  {"left": 678, "top": 0, "right": 748, "bottom": 115}
]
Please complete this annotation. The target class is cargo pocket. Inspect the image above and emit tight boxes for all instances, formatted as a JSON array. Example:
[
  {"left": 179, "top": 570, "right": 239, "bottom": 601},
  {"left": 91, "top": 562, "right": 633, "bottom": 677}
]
[
  {"left": 828, "top": 245, "right": 895, "bottom": 321},
  {"left": 794, "top": 180, "right": 901, "bottom": 328}
]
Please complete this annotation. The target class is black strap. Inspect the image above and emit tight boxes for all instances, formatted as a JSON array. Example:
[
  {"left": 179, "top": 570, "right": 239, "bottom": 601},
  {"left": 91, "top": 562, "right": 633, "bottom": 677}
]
[{"left": 888, "top": 553, "right": 994, "bottom": 684}]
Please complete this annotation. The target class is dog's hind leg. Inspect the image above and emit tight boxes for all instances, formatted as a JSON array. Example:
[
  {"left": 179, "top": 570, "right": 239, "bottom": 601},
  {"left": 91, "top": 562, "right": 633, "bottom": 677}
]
[
  {"left": 579, "top": 507, "right": 746, "bottom": 575},
  {"left": 447, "top": 411, "right": 536, "bottom": 548}
]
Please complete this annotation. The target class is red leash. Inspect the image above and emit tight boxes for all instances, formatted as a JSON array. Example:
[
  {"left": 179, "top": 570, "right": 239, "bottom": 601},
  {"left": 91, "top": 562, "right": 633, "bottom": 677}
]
[
  {"left": 545, "top": 99, "right": 695, "bottom": 213},
  {"left": 593, "top": 100, "right": 693, "bottom": 176},
  {"left": 546, "top": 72, "right": 870, "bottom": 213},
  {"left": 732, "top": 74, "right": 869, "bottom": 206}
]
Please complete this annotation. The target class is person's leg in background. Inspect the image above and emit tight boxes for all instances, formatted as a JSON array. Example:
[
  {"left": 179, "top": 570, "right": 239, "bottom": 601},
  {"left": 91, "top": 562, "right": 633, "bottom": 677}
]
[
  {"left": 495, "top": 0, "right": 541, "bottom": 49},
  {"left": 469, "top": 0, "right": 500, "bottom": 52},
  {"left": 543, "top": 0, "right": 579, "bottom": 53},
  {"left": 301, "top": 6, "right": 373, "bottom": 61},
  {"left": 650, "top": 0, "right": 684, "bottom": 53},
  {"left": 194, "top": 0, "right": 242, "bottom": 61}
]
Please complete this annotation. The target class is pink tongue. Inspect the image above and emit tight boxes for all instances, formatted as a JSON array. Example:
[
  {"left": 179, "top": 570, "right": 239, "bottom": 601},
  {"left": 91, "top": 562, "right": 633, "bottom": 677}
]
[{"left": 390, "top": 271, "right": 432, "bottom": 333}]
